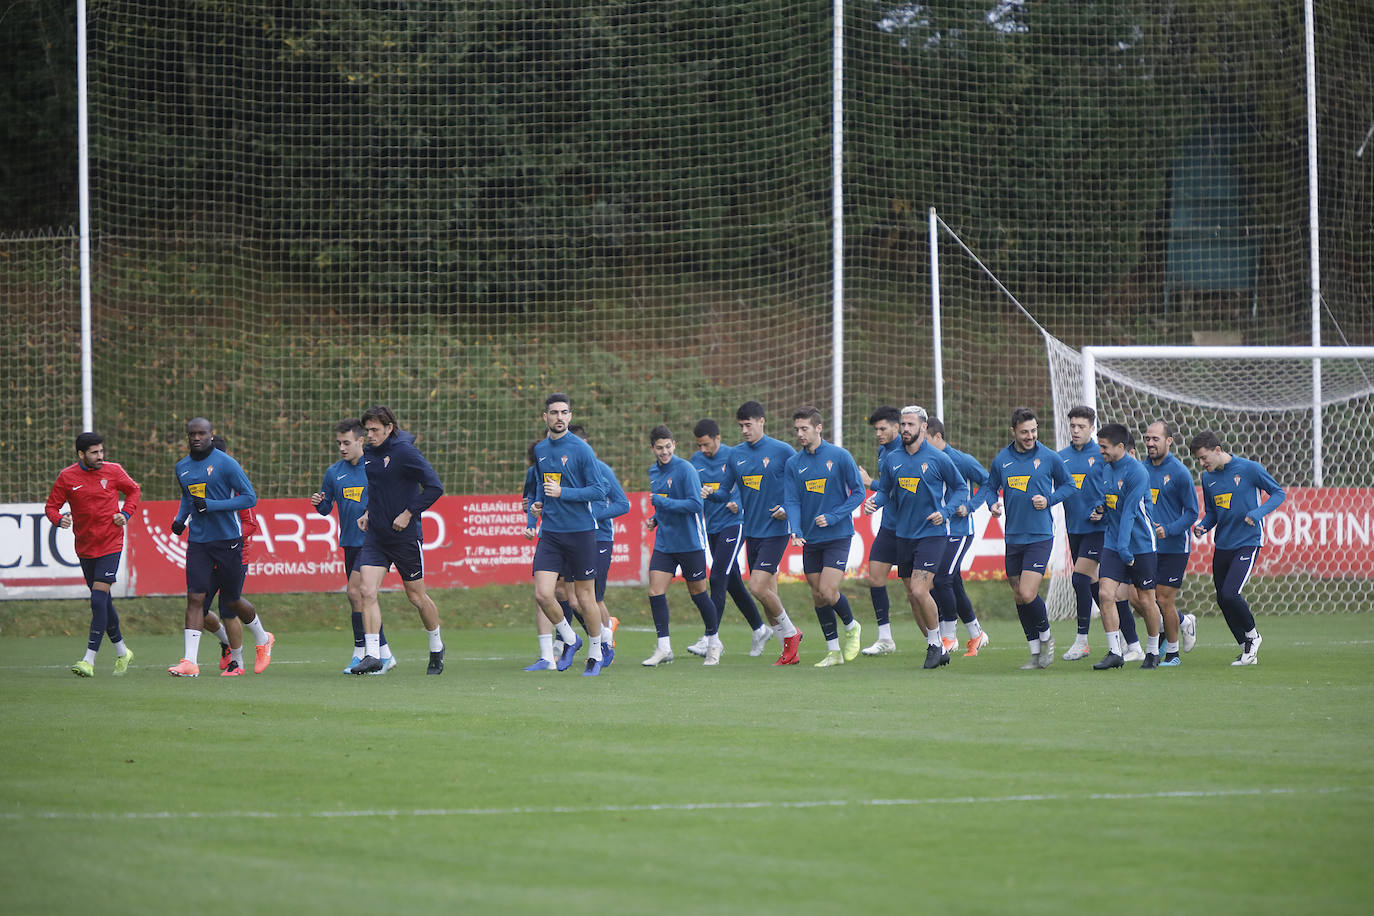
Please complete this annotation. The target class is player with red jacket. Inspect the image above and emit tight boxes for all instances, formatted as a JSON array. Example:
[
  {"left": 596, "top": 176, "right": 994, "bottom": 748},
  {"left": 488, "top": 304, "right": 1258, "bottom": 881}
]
[{"left": 45, "top": 431, "right": 141, "bottom": 678}]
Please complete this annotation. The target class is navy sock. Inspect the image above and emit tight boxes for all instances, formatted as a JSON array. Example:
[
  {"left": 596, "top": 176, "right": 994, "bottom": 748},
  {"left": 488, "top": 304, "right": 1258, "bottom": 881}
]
[
  {"left": 933, "top": 577, "right": 957, "bottom": 623},
  {"left": 1029, "top": 596, "right": 1050, "bottom": 634},
  {"left": 351, "top": 610, "right": 365, "bottom": 647},
  {"left": 1071, "top": 572, "right": 1094, "bottom": 636},
  {"left": 953, "top": 577, "right": 976, "bottom": 624},
  {"left": 691, "top": 590, "right": 720, "bottom": 636},
  {"left": 814, "top": 603, "right": 839, "bottom": 642},
  {"left": 1014, "top": 602, "right": 1037, "bottom": 641},
  {"left": 727, "top": 571, "right": 764, "bottom": 629},
  {"left": 834, "top": 594, "right": 854, "bottom": 626},
  {"left": 87, "top": 591, "right": 108, "bottom": 652},
  {"left": 1118, "top": 599, "right": 1138, "bottom": 644},
  {"left": 649, "top": 594, "right": 671, "bottom": 639},
  {"left": 869, "top": 585, "right": 891, "bottom": 627},
  {"left": 102, "top": 592, "right": 122, "bottom": 645}
]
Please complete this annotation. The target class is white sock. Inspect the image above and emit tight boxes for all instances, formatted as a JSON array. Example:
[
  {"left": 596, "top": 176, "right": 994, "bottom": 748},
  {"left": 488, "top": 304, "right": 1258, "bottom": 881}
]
[
  {"left": 657, "top": 636, "right": 672, "bottom": 652},
  {"left": 538, "top": 633, "right": 555, "bottom": 661},
  {"left": 965, "top": 618, "right": 982, "bottom": 639},
  {"left": 844, "top": 618, "right": 859, "bottom": 632},
  {"left": 774, "top": 610, "right": 798, "bottom": 639},
  {"left": 379, "top": 643, "right": 393, "bottom": 660},
  {"left": 588, "top": 634, "right": 602, "bottom": 661},
  {"left": 246, "top": 616, "right": 268, "bottom": 643},
  {"left": 364, "top": 633, "right": 380, "bottom": 657},
  {"left": 877, "top": 623, "right": 892, "bottom": 641},
  {"left": 1127, "top": 640, "right": 1143, "bottom": 654},
  {"left": 554, "top": 618, "right": 578, "bottom": 645},
  {"left": 210, "top": 625, "right": 230, "bottom": 647},
  {"left": 927, "top": 629, "right": 942, "bottom": 648},
  {"left": 1165, "top": 640, "right": 1179, "bottom": 654},
  {"left": 183, "top": 628, "right": 202, "bottom": 662},
  {"left": 1244, "top": 628, "right": 1259, "bottom": 640},
  {"left": 427, "top": 627, "right": 443, "bottom": 652},
  {"left": 1146, "top": 634, "right": 1160, "bottom": 654},
  {"left": 1038, "top": 628, "right": 1053, "bottom": 643},
  {"left": 83, "top": 649, "right": 97, "bottom": 664},
  {"left": 1106, "top": 630, "right": 1124, "bottom": 655},
  {"left": 939, "top": 620, "right": 956, "bottom": 641},
  {"left": 826, "top": 637, "right": 840, "bottom": 651},
  {"left": 1029, "top": 638, "right": 1041, "bottom": 654},
  {"left": 112, "top": 639, "right": 128, "bottom": 657},
  {"left": 231, "top": 646, "right": 244, "bottom": 667}
]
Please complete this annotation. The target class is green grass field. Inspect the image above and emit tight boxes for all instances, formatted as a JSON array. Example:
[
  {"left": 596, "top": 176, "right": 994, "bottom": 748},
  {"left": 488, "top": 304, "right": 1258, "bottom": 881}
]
[{"left": 3, "top": 600, "right": 1372, "bottom": 914}]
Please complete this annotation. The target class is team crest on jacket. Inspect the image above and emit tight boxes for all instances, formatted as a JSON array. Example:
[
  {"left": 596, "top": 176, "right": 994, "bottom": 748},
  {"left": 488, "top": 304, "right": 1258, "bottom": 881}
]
[
  {"left": 825, "top": 460, "right": 833, "bottom": 471},
  {"left": 1088, "top": 456, "right": 1096, "bottom": 466},
  {"left": 762, "top": 457, "right": 770, "bottom": 468},
  {"left": 1163, "top": 474, "right": 1171, "bottom": 484},
  {"left": 383, "top": 456, "right": 391, "bottom": 468},
  {"left": 1233, "top": 475, "right": 1241, "bottom": 486},
  {"left": 562, "top": 455, "right": 569, "bottom": 466},
  {"left": 920, "top": 462, "right": 928, "bottom": 472},
  {"left": 1033, "top": 459, "right": 1041, "bottom": 469},
  {"left": 101, "top": 479, "right": 108, "bottom": 489},
  {"left": 207, "top": 465, "right": 214, "bottom": 475}
]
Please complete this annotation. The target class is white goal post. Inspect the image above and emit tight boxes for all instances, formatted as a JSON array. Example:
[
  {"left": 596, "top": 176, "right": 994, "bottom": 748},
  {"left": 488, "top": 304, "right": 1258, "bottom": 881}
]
[{"left": 1081, "top": 346, "right": 1374, "bottom": 486}]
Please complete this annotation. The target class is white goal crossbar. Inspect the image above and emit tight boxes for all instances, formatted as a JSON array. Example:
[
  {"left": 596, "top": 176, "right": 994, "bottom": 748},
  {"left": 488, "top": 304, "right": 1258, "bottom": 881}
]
[{"left": 1081, "top": 345, "right": 1374, "bottom": 486}]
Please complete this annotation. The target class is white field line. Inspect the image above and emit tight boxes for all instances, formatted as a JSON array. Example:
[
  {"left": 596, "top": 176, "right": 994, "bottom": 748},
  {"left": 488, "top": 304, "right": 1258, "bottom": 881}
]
[{"left": 0, "top": 786, "right": 1354, "bottom": 822}]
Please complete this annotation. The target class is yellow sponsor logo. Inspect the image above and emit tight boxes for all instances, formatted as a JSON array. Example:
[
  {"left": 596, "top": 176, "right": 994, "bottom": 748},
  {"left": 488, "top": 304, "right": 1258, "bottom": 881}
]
[
  {"left": 1104, "top": 493, "right": 1118, "bottom": 510},
  {"left": 1214, "top": 493, "right": 1232, "bottom": 509},
  {"left": 741, "top": 474, "right": 763, "bottom": 491},
  {"left": 1072, "top": 473, "right": 1086, "bottom": 489},
  {"left": 805, "top": 478, "right": 826, "bottom": 494},
  {"left": 899, "top": 477, "right": 921, "bottom": 493},
  {"left": 704, "top": 482, "right": 720, "bottom": 492},
  {"left": 343, "top": 486, "right": 364, "bottom": 502},
  {"left": 1150, "top": 487, "right": 1160, "bottom": 504},
  {"left": 543, "top": 472, "right": 562, "bottom": 486},
  {"left": 1007, "top": 475, "right": 1030, "bottom": 492},
  {"left": 187, "top": 483, "right": 206, "bottom": 498}
]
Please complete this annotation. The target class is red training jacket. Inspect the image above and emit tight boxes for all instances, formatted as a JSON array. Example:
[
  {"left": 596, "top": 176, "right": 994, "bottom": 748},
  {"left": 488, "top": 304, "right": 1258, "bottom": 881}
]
[{"left": 44, "top": 460, "right": 142, "bottom": 559}]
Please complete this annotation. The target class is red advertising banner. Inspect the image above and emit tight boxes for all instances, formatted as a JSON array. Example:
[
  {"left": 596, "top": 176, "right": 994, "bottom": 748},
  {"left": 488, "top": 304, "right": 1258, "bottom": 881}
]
[{"left": 6, "top": 487, "right": 1369, "bottom": 599}]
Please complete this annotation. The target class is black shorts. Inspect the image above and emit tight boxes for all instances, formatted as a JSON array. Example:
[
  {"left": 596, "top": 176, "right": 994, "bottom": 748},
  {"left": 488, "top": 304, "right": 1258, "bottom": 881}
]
[
  {"left": 343, "top": 545, "right": 363, "bottom": 580},
  {"left": 801, "top": 539, "right": 849, "bottom": 575},
  {"left": 650, "top": 548, "right": 709, "bottom": 582},
  {"left": 745, "top": 534, "right": 789, "bottom": 575},
  {"left": 708, "top": 525, "right": 745, "bottom": 578},
  {"left": 533, "top": 529, "right": 598, "bottom": 581},
  {"left": 936, "top": 535, "right": 973, "bottom": 583},
  {"left": 1005, "top": 538, "right": 1053, "bottom": 579},
  {"left": 80, "top": 552, "right": 121, "bottom": 589},
  {"left": 358, "top": 534, "right": 425, "bottom": 581},
  {"left": 1068, "top": 531, "right": 1104, "bottom": 563},
  {"left": 906, "top": 535, "right": 945, "bottom": 575},
  {"left": 1099, "top": 548, "right": 1157, "bottom": 591},
  {"left": 1155, "top": 552, "right": 1189, "bottom": 588},
  {"left": 186, "top": 539, "right": 246, "bottom": 603},
  {"left": 869, "top": 526, "right": 907, "bottom": 567},
  {"left": 594, "top": 539, "right": 614, "bottom": 601}
]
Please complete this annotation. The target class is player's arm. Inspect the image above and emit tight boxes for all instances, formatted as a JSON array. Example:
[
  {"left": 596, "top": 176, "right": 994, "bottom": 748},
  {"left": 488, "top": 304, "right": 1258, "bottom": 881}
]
[
  {"left": 655, "top": 467, "right": 704, "bottom": 514},
  {"left": 44, "top": 477, "right": 70, "bottom": 528},
  {"left": 1046, "top": 455, "right": 1077, "bottom": 507},
  {"left": 935, "top": 454, "right": 968, "bottom": 523},
  {"left": 406, "top": 450, "right": 444, "bottom": 516},
  {"left": 1248, "top": 462, "right": 1286, "bottom": 525},
  {"left": 1118, "top": 471, "right": 1151, "bottom": 564},
  {"left": 1164, "top": 474, "right": 1199, "bottom": 538},
  {"left": 206, "top": 464, "right": 257, "bottom": 512},
  {"left": 313, "top": 473, "right": 335, "bottom": 516},
  {"left": 826, "top": 453, "right": 866, "bottom": 526},
  {"left": 112, "top": 464, "right": 141, "bottom": 521},
  {"left": 781, "top": 460, "right": 805, "bottom": 537},
  {"left": 1193, "top": 476, "right": 1217, "bottom": 536}
]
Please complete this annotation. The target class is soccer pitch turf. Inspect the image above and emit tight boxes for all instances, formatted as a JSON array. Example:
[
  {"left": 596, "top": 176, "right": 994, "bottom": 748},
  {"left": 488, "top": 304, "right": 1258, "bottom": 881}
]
[{"left": 3, "top": 615, "right": 1372, "bottom": 914}]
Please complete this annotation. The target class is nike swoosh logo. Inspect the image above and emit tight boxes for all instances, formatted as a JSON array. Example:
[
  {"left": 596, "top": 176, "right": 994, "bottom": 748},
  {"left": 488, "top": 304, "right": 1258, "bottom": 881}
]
[
  {"left": 180, "top": 471, "right": 191, "bottom": 477},
  {"left": 598, "top": 548, "right": 608, "bottom": 555},
  {"left": 797, "top": 466, "right": 809, "bottom": 473},
  {"left": 71, "top": 485, "right": 83, "bottom": 490},
  {"left": 736, "top": 460, "right": 747, "bottom": 465},
  {"left": 336, "top": 475, "right": 346, "bottom": 480},
  {"left": 229, "top": 542, "right": 240, "bottom": 549},
  {"left": 583, "top": 569, "right": 595, "bottom": 576},
  {"left": 1002, "top": 462, "right": 1014, "bottom": 468}
]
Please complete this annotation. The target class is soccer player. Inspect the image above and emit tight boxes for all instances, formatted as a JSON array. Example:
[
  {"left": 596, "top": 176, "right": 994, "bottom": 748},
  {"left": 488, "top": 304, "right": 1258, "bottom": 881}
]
[
  {"left": 574, "top": 424, "right": 629, "bottom": 666},
  {"left": 194, "top": 435, "right": 274, "bottom": 677},
  {"left": 1057, "top": 405, "right": 1107, "bottom": 660},
  {"left": 1144, "top": 420, "right": 1200, "bottom": 665},
  {"left": 530, "top": 393, "right": 611, "bottom": 676},
  {"left": 642, "top": 425, "right": 722, "bottom": 667},
  {"left": 976, "top": 407, "right": 1076, "bottom": 669},
  {"left": 45, "top": 432, "right": 140, "bottom": 678},
  {"left": 690, "top": 418, "right": 773, "bottom": 657},
  {"left": 717, "top": 401, "right": 805, "bottom": 665},
  {"left": 858, "top": 405, "right": 907, "bottom": 656},
  {"left": 312, "top": 418, "right": 393, "bottom": 674},
  {"left": 784, "top": 406, "right": 866, "bottom": 667},
  {"left": 168, "top": 417, "right": 264, "bottom": 677},
  {"left": 863, "top": 406, "right": 967, "bottom": 669},
  {"left": 1189, "top": 430, "right": 1285, "bottom": 666},
  {"left": 1091, "top": 423, "right": 1166, "bottom": 669},
  {"left": 349, "top": 406, "right": 446, "bottom": 676},
  {"left": 923, "top": 418, "right": 990, "bottom": 656}
]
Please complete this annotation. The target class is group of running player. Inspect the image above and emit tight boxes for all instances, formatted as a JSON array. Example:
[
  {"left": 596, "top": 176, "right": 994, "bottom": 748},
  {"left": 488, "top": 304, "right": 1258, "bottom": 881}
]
[{"left": 46, "top": 392, "right": 1282, "bottom": 679}]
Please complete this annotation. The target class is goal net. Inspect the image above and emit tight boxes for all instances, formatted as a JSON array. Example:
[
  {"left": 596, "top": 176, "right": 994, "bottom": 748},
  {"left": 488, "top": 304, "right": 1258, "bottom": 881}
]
[{"left": 1045, "top": 336, "right": 1374, "bottom": 617}]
